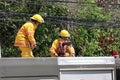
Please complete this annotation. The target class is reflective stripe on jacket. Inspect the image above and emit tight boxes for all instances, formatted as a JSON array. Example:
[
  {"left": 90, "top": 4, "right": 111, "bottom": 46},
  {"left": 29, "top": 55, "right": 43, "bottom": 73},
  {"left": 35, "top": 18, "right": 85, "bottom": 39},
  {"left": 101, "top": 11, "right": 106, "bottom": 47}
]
[{"left": 14, "top": 21, "right": 37, "bottom": 47}]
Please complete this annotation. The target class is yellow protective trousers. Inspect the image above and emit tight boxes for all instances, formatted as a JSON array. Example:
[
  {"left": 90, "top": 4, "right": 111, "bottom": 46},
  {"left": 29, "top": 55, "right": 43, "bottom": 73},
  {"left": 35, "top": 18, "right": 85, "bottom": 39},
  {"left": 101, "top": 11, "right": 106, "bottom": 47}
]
[{"left": 19, "top": 47, "right": 34, "bottom": 58}]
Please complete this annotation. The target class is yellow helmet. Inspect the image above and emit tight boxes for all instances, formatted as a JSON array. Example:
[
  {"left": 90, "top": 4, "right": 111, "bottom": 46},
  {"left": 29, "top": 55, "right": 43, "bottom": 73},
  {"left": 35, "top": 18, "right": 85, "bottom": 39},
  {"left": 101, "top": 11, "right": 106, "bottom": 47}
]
[
  {"left": 31, "top": 14, "right": 44, "bottom": 23},
  {"left": 60, "top": 29, "right": 70, "bottom": 37}
]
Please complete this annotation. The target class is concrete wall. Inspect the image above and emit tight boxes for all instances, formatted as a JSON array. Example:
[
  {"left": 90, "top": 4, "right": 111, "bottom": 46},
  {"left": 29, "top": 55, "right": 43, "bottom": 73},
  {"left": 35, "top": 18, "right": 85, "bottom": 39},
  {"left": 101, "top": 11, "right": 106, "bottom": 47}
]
[
  {"left": 0, "top": 58, "right": 58, "bottom": 80},
  {"left": 0, "top": 57, "right": 116, "bottom": 80}
]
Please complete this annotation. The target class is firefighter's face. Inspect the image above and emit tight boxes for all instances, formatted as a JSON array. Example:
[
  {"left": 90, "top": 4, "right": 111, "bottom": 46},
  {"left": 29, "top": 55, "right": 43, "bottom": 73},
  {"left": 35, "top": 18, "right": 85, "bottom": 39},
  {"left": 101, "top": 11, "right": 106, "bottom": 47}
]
[
  {"left": 61, "top": 37, "right": 69, "bottom": 40},
  {"left": 36, "top": 21, "right": 40, "bottom": 26}
]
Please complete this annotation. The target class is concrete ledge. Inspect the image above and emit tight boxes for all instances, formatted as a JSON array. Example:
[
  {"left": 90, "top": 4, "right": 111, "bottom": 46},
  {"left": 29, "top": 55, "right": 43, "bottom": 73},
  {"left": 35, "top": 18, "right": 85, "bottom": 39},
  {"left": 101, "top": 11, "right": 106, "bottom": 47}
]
[
  {"left": 0, "top": 57, "right": 58, "bottom": 78},
  {"left": 0, "top": 57, "right": 117, "bottom": 80}
]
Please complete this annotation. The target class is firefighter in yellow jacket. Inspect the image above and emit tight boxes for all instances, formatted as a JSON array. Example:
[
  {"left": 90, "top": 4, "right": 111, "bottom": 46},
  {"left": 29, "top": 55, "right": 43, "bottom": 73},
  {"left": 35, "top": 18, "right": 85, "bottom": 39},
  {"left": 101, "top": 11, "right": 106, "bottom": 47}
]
[
  {"left": 50, "top": 29, "right": 75, "bottom": 57},
  {"left": 14, "top": 14, "right": 44, "bottom": 58}
]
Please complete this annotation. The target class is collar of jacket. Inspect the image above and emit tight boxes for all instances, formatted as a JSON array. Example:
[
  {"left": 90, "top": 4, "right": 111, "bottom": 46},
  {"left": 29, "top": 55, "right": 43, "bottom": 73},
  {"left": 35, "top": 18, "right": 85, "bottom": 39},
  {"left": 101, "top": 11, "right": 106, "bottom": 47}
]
[{"left": 31, "top": 21, "right": 37, "bottom": 30}]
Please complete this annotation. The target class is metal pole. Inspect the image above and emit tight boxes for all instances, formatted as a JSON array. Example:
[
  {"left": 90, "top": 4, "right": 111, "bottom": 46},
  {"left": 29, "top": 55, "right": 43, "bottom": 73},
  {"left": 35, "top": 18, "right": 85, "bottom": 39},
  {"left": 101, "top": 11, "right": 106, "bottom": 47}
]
[
  {"left": 0, "top": 42, "right": 1, "bottom": 58},
  {"left": 0, "top": 36, "right": 1, "bottom": 58}
]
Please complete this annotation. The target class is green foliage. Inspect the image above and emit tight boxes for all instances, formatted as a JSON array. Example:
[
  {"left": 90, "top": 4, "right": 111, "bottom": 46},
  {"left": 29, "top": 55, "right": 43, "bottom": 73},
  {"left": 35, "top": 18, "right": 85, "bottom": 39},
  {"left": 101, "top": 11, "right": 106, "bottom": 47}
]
[
  {"left": 71, "top": 27, "right": 120, "bottom": 57},
  {"left": 2, "top": 46, "right": 20, "bottom": 57},
  {"left": 71, "top": 27, "right": 102, "bottom": 56},
  {"left": 76, "top": 3, "right": 112, "bottom": 22},
  {"left": 34, "top": 24, "right": 60, "bottom": 57},
  {"left": 1, "top": 0, "right": 120, "bottom": 57}
]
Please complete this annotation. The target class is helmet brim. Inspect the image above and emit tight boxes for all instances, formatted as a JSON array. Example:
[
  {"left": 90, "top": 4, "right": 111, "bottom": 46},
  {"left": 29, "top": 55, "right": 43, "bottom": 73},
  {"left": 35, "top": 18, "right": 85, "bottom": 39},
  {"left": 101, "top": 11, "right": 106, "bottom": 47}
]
[{"left": 30, "top": 17, "right": 44, "bottom": 23}]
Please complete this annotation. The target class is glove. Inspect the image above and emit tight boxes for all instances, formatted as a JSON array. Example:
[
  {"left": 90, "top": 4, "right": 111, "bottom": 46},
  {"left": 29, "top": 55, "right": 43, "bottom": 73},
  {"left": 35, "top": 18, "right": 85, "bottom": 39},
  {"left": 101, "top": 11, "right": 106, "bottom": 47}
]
[
  {"left": 31, "top": 44, "right": 36, "bottom": 50},
  {"left": 53, "top": 53, "right": 58, "bottom": 57}
]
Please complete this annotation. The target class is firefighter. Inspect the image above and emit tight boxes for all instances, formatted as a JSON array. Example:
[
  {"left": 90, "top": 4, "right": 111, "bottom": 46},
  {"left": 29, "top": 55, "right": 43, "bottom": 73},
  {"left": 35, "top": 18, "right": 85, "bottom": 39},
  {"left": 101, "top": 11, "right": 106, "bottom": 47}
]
[
  {"left": 14, "top": 14, "right": 44, "bottom": 58},
  {"left": 50, "top": 29, "right": 75, "bottom": 57}
]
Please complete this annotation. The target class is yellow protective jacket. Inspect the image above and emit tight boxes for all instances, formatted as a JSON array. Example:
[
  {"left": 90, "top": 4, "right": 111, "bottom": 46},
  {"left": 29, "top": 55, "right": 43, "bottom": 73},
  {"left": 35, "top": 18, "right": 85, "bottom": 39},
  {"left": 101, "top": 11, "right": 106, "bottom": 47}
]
[
  {"left": 50, "top": 38, "right": 75, "bottom": 57},
  {"left": 14, "top": 21, "right": 37, "bottom": 47}
]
